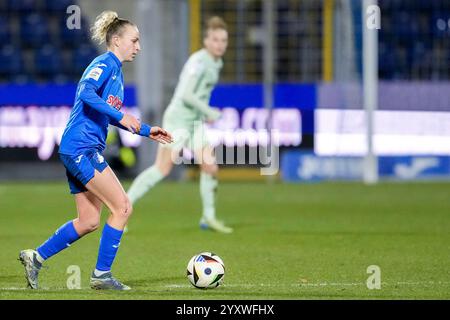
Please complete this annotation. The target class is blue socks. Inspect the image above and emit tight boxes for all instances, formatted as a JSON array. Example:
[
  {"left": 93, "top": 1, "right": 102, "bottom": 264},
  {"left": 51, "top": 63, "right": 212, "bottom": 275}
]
[
  {"left": 95, "top": 223, "right": 123, "bottom": 272},
  {"left": 35, "top": 221, "right": 123, "bottom": 273},
  {"left": 36, "top": 221, "right": 80, "bottom": 260}
]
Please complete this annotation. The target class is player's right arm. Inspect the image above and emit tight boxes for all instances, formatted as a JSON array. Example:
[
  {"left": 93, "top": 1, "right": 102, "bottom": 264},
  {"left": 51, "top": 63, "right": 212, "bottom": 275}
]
[
  {"left": 178, "top": 60, "right": 221, "bottom": 121},
  {"left": 78, "top": 63, "right": 140, "bottom": 133}
]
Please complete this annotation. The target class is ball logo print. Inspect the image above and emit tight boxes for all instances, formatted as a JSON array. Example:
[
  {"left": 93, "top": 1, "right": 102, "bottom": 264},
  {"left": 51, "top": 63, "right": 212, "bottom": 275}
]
[{"left": 187, "top": 252, "right": 225, "bottom": 289}]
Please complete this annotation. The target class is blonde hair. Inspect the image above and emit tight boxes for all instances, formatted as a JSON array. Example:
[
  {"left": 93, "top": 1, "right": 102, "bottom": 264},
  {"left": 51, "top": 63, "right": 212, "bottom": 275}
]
[
  {"left": 204, "top": 16, "right": 227, "bottom": 36},
  {"left": 91, "top": 11, "right": 133, "bottom": 46}
]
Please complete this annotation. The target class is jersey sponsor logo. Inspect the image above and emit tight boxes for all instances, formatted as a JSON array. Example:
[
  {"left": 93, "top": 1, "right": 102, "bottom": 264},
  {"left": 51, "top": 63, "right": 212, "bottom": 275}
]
[
  {"left": 85, "top": 67, "right": 104, "bottom": 81},
  {"left": 106, "top": 95, "right": 123, "bottom": 110}
]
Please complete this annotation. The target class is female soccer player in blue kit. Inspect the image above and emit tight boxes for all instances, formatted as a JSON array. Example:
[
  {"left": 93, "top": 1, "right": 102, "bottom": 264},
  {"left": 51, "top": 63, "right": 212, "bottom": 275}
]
[{"left": 18, "top": 11, "right": 172, "bottom": 290}]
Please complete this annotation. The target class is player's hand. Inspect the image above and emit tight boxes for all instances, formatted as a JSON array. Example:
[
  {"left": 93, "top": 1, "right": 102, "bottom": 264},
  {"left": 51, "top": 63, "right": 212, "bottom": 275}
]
[
  {"left": 206, "top": 108, "right": 221, "bottom": 123},
  {"left": 149, "top": 126, "right": 173, "bottom": 144},
  {"left": 120, "top": 113, "right": 141, "bottom": 134}
]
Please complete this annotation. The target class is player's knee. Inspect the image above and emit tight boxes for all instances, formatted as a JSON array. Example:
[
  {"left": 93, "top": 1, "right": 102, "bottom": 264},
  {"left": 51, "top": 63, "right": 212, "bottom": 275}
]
[
  {"left": 125, "top": 199, "right": 133, "bottom": 219},
  {"left": 112, "top": 197, "right": 133, "bottom": 220},
  {"left": 121, "top": 198, "right": 133, "bottom": 219}
]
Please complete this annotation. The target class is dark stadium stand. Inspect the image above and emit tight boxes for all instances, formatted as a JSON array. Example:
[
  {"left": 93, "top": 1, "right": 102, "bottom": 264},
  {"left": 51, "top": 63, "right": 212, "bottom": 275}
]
[
  {"left": 378, "top": 0, "right": 450, "bottom": 80},
  {"left": 0, "top": 0, "right": 449, "bottom": 83},
  {"left": 0, "top": 0, "right": 98, "bottom": 83}
]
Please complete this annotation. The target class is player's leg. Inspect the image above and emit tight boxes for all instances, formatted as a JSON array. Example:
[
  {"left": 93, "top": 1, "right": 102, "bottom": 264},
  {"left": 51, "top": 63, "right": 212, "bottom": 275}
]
[
  {"left": 84, "top": 166, "right": 135, "bottom": 290},
  {"left": 125, "top": 124, "right": 188, "bottom": 233},
  {"left": 195, "top": 145, "right": 233, "bottom": 234},
  {"left": 73, "top": 191, "right": 103, "bottom": 235},
  {"left": 19, "top": 191, "right": 102, "bottom": 289},
  {"left": 127, "top": 144, "right": 174, "bottom": 204}
]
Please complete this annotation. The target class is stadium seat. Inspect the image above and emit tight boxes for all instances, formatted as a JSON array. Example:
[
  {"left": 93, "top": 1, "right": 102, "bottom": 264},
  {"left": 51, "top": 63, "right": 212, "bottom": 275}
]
[
  {"left": 431, "top": 11, "right": 450, "bottom": 38},
  {"left": 7, "top": 0, "right": 38, "bottom": 13},
  {"left": 43, "top": 0, "right": 77, "bottom": 12},
  {"left": 0, "top": 0, "right": 8, "bottom": 12},
  {"left": 71, "top": 44, "right": 99, "bottom": 77},
  {"left": 0, "top": 45, "right": 24, "bottom": 77},
  {"left": 20, "top": 13, "right": 51, "bottom": 48},
  {"left": 58, "top": 15, "right": 90, "bottom": 48},
  {"left": 378, "top": 42, "right": 395, "bottom": 79},
  {"left": 392, "top": 12, "right": 416, "bottom": 38},
  {"left": 0, "top": 16, "right": 11, "bottom": 44},
  {"left": 34, "top": 45, "right": 64, "bottom": 77}
]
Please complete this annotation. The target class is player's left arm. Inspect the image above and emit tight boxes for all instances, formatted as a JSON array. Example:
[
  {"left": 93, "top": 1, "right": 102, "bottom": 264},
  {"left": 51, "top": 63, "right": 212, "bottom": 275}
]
[{"left": 110, "top": 120, "right": 173, "bottom": 144}]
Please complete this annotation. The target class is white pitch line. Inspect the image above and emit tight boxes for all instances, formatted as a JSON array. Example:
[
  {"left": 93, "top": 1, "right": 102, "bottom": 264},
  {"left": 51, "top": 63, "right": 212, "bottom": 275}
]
[
  {"left": 0, "top": 287, "right": 77, "bottom": 291},
  {"left": 2, "top": 281, "right": 449, "bottom": 292},
  {"left": 0, "top": 287, "right": 30, "bottom": 291},
  {"left": 165, "top": 281, "right": 450, "bottom": 289}
]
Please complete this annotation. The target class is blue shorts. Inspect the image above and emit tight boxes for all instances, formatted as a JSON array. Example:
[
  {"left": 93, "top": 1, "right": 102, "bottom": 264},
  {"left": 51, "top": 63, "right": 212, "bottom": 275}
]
[{"left": 59, "top": 150, "right": 109, "bottom": 194}]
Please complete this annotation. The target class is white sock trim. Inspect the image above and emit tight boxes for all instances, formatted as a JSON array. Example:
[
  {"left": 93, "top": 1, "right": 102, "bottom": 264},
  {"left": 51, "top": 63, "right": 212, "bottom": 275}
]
[
  {"left": 35, "top": 251, "right": 45, "bottom": 264},
  {"left": 94, "top": 269, "right": 110, "bottom": 277}
]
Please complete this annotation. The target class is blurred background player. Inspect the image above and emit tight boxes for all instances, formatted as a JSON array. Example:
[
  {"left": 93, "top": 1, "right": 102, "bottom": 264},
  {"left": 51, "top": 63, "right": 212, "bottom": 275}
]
[
  {"left": 126, "top": 16, "right": 232, "bottom": 234},
  {"left": 18, "top": 10, "right": 172, "bottom": 291}
]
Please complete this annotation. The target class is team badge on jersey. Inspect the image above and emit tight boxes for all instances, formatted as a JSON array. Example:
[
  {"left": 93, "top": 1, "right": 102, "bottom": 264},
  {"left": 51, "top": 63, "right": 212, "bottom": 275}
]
[{"left": 96, "top": 152, "right": 104, "bottom": 164}]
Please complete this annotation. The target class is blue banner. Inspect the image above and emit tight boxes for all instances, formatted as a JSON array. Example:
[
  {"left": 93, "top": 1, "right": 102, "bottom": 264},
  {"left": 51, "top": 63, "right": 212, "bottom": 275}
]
[
  {"left": 282, "top": 151, "right": 450, "bottom": 182},
  {"left": 0, "top": 84, "right": 137, "bottom": 106},
  {"left": 210, "top": 83, "right": 316, "bottom": 110},
  {"left": 0, "top": 83, "right": 317, "bottom": 135}
]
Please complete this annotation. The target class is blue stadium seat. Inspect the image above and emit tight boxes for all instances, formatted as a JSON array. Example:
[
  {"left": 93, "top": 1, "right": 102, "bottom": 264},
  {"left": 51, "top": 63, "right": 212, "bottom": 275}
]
[
  {"left": 34, "top": 45, "right": 64, "bottom": 76},
  {"left": 0, "top": 45, "right": 24, "bottom": 77},
  {"left": 7, "top": 0, "right": 38, "bottom": 12},
  {"left": 71, "top": 44, "right": 99, "bottom": 77},
  {"left": 415, "top": 1, "right": 433, "bottom": 11},
  {"left": 0, "top": 0, "right": 8, "bottom": 12},
  {"left": 392, "top": 45, "right": 409, "bottom": 80},
  {"left": 58, "top": 15, "right": 90, "bottom": 48},
  {"left": 378, "top": 42, "right": 395, "bottom": 79},
  {"left": 43, "top": 0, "right": 76, "bottom": 12},
  {"left": 392, "top": 12, "right": 416, "bottom": 38},
  {"left": 431, "top": 11, "right": 450, "bottom": 38},
  {"left": 0, "top": 16, "right": 11, "bottom": 44},
  {"left": 20, "top": 13, "right": 51, "bottom": 48}
]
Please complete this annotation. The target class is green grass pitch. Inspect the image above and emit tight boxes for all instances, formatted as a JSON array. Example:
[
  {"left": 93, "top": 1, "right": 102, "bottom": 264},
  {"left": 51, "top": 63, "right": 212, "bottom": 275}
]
[{"left": 0, "top": 181, "right": 449, "bottom": 299}]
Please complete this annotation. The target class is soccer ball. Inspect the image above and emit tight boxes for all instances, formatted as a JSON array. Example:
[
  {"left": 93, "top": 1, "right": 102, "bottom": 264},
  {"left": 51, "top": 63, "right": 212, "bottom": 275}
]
[{"left": 186, "top": 252, "right": 225, "bottom": 289}]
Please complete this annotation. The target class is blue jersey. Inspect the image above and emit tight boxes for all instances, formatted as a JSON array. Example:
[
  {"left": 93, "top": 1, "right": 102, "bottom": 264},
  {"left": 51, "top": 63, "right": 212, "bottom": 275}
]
[{"left": 59, "top": 51, "right": 150, "bottom": 155}]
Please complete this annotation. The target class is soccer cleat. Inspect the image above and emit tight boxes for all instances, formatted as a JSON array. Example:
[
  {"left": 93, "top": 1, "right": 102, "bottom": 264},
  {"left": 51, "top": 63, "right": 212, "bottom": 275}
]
[
  {"left": 200, "top": 217, "right": 233, "bottom": 234},
  {"left": 90, "top": 271, "right": 131, "bottom": 291},
  {"left": 18, "top": 249, "right": 42, "bottom": 289}
]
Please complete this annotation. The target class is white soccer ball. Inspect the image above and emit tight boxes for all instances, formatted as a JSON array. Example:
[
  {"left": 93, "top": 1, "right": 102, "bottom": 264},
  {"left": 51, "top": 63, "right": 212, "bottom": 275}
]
[{"left": 186, "top": 252, "right": 225, "bottom": 289}]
